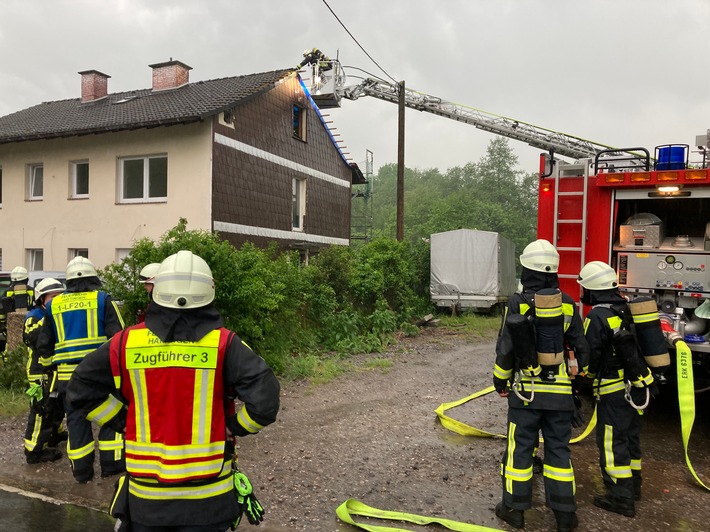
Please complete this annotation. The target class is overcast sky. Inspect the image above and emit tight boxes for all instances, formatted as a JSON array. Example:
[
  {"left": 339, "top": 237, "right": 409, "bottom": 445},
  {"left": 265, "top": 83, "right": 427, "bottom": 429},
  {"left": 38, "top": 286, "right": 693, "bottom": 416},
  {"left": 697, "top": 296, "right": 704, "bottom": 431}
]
[{"left": 2, "top": 0, "right": 709, "bottom": 176}]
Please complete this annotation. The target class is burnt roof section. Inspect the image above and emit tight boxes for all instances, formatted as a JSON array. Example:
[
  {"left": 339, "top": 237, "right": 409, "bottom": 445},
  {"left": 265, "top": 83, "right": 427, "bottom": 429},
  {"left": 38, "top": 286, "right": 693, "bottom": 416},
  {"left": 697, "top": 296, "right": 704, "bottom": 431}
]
[{"left": 0, "top": 68, "right": 295, "bottom": 144}]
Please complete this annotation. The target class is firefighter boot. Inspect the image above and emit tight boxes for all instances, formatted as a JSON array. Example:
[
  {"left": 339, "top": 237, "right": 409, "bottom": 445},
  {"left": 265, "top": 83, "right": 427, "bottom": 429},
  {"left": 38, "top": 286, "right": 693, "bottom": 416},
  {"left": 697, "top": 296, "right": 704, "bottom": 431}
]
[
  {"left": 495, "top": 502, "right": 524, "bottom": 529},
  {"left": 593, "top": 493, "right": 635, "bottom": 517},
  {"left": 25, "top": 448, "right": 62, "bottom": 464},
  {"left": 554, "top": 511, "right": 578, "bottom": 532},
  {"left": 633, "top": 477, "right": 642, "bottom": 501}
]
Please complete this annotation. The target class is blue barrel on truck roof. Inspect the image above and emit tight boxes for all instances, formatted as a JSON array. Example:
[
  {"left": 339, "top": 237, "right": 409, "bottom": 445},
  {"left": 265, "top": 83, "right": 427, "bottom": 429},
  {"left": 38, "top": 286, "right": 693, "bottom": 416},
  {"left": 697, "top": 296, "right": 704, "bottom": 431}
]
[{"left": 655, "top": 144, "right": 688, "bottom": 170}]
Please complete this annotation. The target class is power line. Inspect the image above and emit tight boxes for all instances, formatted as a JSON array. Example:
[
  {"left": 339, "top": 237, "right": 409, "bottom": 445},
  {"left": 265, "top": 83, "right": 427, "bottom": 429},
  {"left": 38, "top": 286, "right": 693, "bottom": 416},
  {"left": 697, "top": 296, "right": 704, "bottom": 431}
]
[{"left": 321, "top": 0, "right": 398, "bottom": 84}]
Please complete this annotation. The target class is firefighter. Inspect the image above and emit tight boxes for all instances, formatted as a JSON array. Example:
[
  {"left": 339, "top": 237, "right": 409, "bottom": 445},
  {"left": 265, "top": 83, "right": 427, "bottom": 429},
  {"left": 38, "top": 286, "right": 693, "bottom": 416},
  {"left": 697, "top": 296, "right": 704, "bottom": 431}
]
[
  {"left": 296, "top": 47, "right": 332, "bottom": 71},
  {"left": 1, "top": 266, "right": 34, "bottom": 353},
  {"left": 578, "top": 261, "right": 655, "bottom": 518},
  {"left": 135, "top": 262, "right": 160, "bottom": 324},
  {"left": 36, "top": 256, "right": 126, "bottom": 483},
  {"left": 493, "top": 239, "right": 589, "bottom": 532},
  {"left": 23, "top": 277, "right": 68, "bottom": 464},
  {"left": 67, "top": 250, "right": 281, "bottom": 531}
]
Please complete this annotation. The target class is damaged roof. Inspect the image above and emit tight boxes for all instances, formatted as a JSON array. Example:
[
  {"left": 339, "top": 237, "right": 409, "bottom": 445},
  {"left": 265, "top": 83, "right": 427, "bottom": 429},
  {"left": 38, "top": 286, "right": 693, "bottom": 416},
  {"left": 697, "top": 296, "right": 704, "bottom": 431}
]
[{"left": 0, "top": 69, "right": 295, "bottom": 144}]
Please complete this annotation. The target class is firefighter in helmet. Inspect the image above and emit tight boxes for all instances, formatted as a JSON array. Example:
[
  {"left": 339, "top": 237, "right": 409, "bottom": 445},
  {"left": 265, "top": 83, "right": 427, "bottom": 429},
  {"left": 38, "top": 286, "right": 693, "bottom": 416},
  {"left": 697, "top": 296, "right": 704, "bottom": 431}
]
[
  {"left": 1, "top": 266, "right": 34, "bottom": 353},
  {"left": 578, "top": 260, "right": 655, "bottom": 518},
  {"left": 36, "top": 256, "right": 126, "bottom": 482},
  {"left": 297, "top": 47, "right": 332, "bottom": 71},
  {"left": 135, "top": 262, "right": 160, "bottom": 324},
  {"left": 23, "top": 277, "right": 68, "bottom": 463},
  {"left": 493, "top": 239, "right": 589, "bottom": 532},
  {"left": 67, "top": 250, "right": 280, "bottom": 531}
]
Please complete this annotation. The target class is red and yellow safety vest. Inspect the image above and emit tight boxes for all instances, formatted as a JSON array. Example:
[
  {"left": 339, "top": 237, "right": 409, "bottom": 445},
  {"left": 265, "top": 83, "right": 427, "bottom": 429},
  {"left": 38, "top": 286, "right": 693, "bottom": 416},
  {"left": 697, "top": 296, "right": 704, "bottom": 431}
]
[{"left": 109, "top": 324, "right": 232, "bottom": 485}]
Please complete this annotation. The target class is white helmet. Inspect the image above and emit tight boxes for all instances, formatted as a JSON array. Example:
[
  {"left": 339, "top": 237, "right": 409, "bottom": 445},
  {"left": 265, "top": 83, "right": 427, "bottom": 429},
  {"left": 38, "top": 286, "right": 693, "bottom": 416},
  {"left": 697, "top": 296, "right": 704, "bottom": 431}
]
[
  {"left": 11, "top": 266, "right": 28, "bottom": 282},
  {"left": 578, "top": 261, "right": 618, "bottom": 290},
  {"left": 66, "top": 256, "right": 98, "bottom": 280},
  {"left": 34, "top": 277, "right": 65, "bottom": 303},
  {"left": 520, "top": 239, "right": 559, "bottom": 273},
  {"left": 139, "top": 263, "right": 161, "bottom": 283},
  {"left": 152, "top": 250, "right": 215, "bottom": 309}
]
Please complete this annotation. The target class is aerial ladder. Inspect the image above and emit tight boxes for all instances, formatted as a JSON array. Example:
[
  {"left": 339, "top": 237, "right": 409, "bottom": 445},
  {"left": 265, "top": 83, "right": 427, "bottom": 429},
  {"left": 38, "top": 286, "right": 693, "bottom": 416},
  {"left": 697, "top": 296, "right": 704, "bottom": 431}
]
[
  {"left": 298, "top": 52, "right": 621, "bottom": 161},
  {"left": 297, "top": 50, "right": 626, "bottom": 272}
]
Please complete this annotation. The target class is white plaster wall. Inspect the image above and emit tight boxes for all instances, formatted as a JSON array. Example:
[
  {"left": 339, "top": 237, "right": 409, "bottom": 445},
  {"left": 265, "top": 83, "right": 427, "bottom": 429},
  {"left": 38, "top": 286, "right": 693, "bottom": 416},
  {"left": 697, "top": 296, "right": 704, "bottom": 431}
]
[{"left": 0, "top": 122, "right": 213, "bottom": 270}]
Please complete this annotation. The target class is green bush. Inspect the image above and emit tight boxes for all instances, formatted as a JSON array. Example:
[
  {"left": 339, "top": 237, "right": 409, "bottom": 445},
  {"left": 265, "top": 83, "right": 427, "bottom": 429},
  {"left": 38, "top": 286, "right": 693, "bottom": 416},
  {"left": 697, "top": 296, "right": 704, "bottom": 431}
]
[{"left": 0, "top": 345, "right": 29, "bottom": 392}]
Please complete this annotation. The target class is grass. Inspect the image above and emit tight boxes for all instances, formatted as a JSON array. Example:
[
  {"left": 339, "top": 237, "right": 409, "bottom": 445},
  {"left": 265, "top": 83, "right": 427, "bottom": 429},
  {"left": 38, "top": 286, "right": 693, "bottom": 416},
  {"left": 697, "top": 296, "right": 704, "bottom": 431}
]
[
  {"left": 437, "top": 311, "right": 501, "bottom": 340},
  {"left": 0, "top": 388, "right": 29, "bottom": 417}
]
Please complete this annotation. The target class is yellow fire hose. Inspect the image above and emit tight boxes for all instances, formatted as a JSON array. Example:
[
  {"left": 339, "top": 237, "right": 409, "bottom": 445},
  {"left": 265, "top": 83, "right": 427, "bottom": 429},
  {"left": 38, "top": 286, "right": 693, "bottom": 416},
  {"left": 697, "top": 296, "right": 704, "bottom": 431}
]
[
  {"left": 336, "top": 499, "right": 504, "bottom": 532},
  {"left": 433, "top": 385, "right": 597, "bottom": 444},
  {"left": 675, "top": 340, "right": 710, "bottom": 491}
]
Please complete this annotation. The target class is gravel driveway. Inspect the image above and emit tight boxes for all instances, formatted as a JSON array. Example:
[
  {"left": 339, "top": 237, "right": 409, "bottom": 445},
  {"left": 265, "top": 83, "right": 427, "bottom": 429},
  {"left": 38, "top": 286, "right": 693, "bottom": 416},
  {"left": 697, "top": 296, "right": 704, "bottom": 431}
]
[{"left": 1, "top": 325, "right": 710, "bottom": 531}]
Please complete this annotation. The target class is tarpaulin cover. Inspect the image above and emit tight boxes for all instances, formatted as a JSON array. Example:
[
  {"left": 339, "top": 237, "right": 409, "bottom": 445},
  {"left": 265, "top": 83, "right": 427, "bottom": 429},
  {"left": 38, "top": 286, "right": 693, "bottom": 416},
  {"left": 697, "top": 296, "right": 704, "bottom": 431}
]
[{"left": 430, "top": 229, "right": 516, "bottom": 298}]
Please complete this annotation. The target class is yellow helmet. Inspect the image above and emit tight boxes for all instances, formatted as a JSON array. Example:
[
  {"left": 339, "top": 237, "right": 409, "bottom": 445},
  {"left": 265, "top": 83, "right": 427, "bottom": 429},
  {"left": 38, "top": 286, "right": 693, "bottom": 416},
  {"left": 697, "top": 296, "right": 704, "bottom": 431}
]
[
  {"left": 66, "top": 256, "right": 98, "bottom": 280},
  {"left": 152, "top": 251, "right": 214, "bottom": 309},
  {"left": 11, "top": 266, "right": 28, "bottom": 282},
  {"left": 520, "top": 239, "right": 559, "bottom": 273},
  {"left": 577, "top": 261, "right": 618, "bottom": 290}
]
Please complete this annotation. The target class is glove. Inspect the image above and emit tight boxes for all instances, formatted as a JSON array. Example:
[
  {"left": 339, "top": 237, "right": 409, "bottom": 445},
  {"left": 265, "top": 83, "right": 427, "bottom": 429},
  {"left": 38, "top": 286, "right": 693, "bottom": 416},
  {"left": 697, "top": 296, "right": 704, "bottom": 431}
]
[
  {"left": 571, "top": 394, "right": 585, "bottom": 428},
  {"left": 493, "top": 377, "right": 509, "bottom": 397},
  {"left": 242, "top": 493, "right": 264, "bottom": 525},
  {"left": 233, "top": 471, "right": 265, "bottom": 527}
]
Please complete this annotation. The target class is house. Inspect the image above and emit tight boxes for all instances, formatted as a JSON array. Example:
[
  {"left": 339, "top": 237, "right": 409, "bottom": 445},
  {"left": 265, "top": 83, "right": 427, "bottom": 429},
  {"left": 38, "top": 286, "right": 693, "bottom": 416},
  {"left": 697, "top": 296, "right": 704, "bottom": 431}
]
[{"left": 0, "top": 60, "right": 366, "bottom": 271}]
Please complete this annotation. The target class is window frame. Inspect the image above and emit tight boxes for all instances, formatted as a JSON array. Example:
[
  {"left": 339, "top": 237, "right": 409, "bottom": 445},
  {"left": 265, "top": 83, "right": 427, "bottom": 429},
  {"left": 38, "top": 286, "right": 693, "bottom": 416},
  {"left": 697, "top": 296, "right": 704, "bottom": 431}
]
[
  {"left": 292, "top": 177, "right": 306, "bottom": 231},
  {"left": 115, "top": 248, "right": 131, "bottom": 263},
  {"left": 68, "top": 248, "right": 89, "bottom": 261},
  {"left": 70, "top": 160, "right": 90, "bottom": 199},
  {"left": 118, "top": 154, "right": 168, "bottom": 204},
  {"left": 26, "top": 249, "right": 44, "bottom": 270},
  {"left": 292, "top": 104, "right": 307, "bottom": 141},
  {"left": 27, "top": 163, "right": 43, "bottom": 201}
]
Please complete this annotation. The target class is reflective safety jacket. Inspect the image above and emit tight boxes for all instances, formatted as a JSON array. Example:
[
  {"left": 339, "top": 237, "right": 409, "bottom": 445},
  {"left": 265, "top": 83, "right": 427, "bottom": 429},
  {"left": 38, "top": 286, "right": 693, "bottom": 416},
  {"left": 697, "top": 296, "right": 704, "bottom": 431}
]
[
  {"left": 39, "top": 290, "right": 124, "bottom": 380},
  {"left": 67, "top": 303, "right": 279, "bottom": 526},
  {"left": 2, "top": 283, "right": 34, "bottom": 312},
  {"left": 112, "top": 325, "right": 231, "bottom": 484},
  {"left": 494, "top": 290, "right": 590, "bottom": 410},
  {"left": 23, "top": 307, "right": 47, "bottom": 382}
]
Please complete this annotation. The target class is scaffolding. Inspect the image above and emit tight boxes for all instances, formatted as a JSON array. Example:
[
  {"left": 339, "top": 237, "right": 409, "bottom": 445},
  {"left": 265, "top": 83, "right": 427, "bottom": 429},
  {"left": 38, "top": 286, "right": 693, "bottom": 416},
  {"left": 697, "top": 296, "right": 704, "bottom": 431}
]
[{"left": 351, "top": 149, "right": 374, "bottom": 242}]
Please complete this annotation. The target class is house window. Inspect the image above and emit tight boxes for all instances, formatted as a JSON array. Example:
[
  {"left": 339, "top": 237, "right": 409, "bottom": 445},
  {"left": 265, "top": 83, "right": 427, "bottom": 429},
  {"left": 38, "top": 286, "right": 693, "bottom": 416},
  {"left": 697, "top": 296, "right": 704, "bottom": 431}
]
[
  {"left": 292, "top": 178, "right": 306, "bottom": 231},
  {"left": 220, "top": 110, "right": 235, "bottom": 128},
  {"left": 27, "top": 164, "right": 43, "bottom": 200},
  {"left": 119, "top": 155, "right": 168, "bottom": 203},
  {"left": 115, "top": 248, "right": 131, "bottom": 263},
  {"left": 293, "top": 105, "right": 307, "bottom": 141},
  {"left": 71, "top": 161, "right": 90, "bottom": 198},
  {"left": 69, "top": 248, "right": 89, "bottom": 261},
  {"left": 26, "top": 249, "right": 43, "bottom": 270}
]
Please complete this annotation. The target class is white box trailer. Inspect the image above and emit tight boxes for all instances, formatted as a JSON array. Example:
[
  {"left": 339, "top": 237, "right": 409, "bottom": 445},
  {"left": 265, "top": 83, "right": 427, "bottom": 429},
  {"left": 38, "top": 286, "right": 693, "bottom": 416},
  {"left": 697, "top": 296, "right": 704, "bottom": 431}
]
[{"left": 430, "top": 229, "right": 516, "bottom": 312}]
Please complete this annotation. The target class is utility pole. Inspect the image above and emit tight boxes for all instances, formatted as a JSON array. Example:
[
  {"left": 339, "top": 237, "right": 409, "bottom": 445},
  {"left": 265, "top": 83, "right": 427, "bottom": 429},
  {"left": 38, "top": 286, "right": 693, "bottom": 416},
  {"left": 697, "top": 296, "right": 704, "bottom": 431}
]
[{"left": 396, "top": 80, "right": 405, "bottom": 241}]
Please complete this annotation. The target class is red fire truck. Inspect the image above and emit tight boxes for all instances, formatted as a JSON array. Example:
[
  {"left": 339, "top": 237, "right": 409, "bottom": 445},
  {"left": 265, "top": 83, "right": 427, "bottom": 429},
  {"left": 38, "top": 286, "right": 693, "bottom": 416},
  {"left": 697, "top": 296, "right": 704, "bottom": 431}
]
[{"left": 538, "top": 143, "right": 710, "bottom": 384}]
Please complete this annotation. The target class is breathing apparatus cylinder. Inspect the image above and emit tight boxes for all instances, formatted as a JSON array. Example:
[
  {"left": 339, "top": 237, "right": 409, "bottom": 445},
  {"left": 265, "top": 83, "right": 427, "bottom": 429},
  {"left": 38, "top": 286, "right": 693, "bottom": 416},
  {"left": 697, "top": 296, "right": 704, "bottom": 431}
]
[
  {"left": 628, "top": 297, "right": 671, "bottom": 381},
  {"left": 505, "top": 312, "right": 540, "bottom": 377},
  {"left": 612, "top": 328, "right": 652, "bottom": 385},
  {"left": 534, "top": 288, "right": 565, "bottom": 382}
]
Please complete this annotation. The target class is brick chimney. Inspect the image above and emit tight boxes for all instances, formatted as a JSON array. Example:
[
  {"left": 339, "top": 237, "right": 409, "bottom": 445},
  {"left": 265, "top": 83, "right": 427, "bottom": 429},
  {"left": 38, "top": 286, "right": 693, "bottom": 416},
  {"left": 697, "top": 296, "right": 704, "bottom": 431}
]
[
  {"left": 78, "top": 70, "right": 110, "bottom": 103},
  {"left": 149, "top": 59, "right": 192, "bottom": 91}
]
